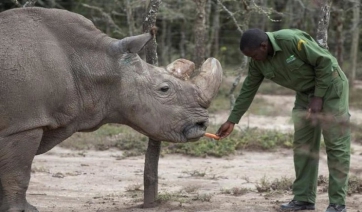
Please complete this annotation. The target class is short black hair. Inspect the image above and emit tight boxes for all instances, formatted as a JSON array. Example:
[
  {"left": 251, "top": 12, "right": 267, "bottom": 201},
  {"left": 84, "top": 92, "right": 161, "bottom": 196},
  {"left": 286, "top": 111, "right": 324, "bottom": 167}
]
[{"left": 239, "top": 28, "right": 268, "bottom": 51}]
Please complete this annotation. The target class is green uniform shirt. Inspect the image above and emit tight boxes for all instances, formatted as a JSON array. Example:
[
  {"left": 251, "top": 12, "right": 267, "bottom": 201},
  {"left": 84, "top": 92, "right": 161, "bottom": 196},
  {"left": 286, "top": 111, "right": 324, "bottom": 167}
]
[{"left": 228, "top": 29, "right": 340, "bottom": 124}]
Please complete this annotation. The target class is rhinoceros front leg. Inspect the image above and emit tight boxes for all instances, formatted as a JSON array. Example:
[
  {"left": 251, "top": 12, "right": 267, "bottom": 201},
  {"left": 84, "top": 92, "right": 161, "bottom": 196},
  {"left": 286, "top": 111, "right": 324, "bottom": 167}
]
[{"left": 0, "top": 129, "right": 43, "bottom": 212}]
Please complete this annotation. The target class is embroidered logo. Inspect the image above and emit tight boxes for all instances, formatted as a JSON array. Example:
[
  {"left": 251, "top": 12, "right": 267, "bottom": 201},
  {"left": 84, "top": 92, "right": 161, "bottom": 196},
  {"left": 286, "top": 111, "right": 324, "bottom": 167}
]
[
  {"left": 286, "top": 55, "right": 296, "bottom": 63},
  {"left": 297, "top": 39, "right": 306, "bottom": 51}
]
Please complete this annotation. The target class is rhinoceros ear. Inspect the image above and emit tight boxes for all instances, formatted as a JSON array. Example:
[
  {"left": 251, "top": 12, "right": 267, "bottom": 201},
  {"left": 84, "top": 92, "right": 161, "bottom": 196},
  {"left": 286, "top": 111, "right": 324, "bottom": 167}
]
[{"left": 111, "top": 27, "right": 156, "bottom": 54}]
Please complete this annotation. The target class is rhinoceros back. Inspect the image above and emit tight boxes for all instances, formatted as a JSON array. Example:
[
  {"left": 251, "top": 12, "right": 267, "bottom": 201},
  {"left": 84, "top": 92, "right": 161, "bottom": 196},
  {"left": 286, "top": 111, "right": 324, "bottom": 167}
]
[{"left": 0, "top": 7, "right": 111, "bottom": 136}]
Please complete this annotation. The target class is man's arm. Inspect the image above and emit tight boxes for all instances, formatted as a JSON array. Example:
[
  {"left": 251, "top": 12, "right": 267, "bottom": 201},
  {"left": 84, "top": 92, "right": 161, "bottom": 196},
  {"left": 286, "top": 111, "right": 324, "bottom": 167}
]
[
  {"left": 292, "top": 31, "right": 338, "bottom": 98},
  {"left": 217, "top": 65, "right": 263, "bottom": 138}
]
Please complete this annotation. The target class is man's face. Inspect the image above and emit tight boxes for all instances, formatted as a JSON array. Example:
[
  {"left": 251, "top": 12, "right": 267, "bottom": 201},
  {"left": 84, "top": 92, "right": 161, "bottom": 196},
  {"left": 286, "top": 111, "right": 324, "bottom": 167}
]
[{"left": 242, "top": 42, "right": 268, "bottom": 61}]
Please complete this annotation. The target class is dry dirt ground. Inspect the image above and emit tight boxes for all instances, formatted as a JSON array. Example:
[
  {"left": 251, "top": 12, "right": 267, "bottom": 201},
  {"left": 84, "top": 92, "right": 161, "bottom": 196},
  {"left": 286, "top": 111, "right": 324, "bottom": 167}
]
[{"left": 28, "top": 95, "right": 362, "bottom": 212}]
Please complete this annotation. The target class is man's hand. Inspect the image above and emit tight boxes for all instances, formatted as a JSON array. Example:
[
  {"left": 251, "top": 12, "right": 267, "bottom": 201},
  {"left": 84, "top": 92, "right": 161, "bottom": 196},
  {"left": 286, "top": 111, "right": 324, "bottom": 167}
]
[
  {"left": 307, "top": 96, "right": 323, "bottom": 125},
  {"left": 308, "top": 96, "right": 323, "bottom": 113},
  {"left": 216, "top": 121, "right": 235, "bottom": 139}
]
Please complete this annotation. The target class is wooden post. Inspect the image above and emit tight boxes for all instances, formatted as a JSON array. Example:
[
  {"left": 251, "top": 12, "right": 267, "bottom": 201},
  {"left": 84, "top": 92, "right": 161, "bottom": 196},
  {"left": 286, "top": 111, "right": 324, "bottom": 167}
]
[
  {"left": 142, "top": 0, "right": 162, "bottom": 208},
  {"left": 143, "top": 139, "right": 161, "bottom": 208}
]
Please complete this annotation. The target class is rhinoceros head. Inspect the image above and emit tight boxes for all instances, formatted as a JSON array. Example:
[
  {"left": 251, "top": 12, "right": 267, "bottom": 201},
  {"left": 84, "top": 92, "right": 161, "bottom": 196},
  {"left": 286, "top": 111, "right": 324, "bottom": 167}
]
[{"left": 108, "top": 32, "right": 223, "bottom": 143}]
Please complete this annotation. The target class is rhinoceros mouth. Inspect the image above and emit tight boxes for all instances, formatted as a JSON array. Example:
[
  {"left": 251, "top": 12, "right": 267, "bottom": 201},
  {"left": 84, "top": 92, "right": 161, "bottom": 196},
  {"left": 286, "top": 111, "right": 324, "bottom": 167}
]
[{"left": 183, "top": 120, "right": 208, "bottom": 142}]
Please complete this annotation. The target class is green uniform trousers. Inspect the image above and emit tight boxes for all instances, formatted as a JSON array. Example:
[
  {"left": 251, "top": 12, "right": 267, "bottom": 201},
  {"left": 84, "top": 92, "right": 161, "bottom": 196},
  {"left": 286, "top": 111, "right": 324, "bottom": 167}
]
[{"left": 291, "top": 67, "right": 350, "bottom": 205}]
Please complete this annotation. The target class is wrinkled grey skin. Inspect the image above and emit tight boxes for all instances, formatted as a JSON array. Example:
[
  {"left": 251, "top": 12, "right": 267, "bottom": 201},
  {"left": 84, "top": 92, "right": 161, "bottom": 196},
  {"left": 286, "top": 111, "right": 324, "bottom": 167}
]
[{"left": 0, "top": 7, "right": 222, "bottom": 212}]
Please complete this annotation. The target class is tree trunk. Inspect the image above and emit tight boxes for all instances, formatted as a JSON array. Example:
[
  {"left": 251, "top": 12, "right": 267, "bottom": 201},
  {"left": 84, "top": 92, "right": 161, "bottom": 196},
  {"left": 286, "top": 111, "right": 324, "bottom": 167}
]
[
  {"left": 166, "top": 23, "right": 172, "bottom": 62},
  {"left": 209, "top": 0, "right": 220, "bottom": 58},
  {"left": 142, "top": 0, "right": 162, "bottom": 208},
  {"left": 331, "top": 1, "right": 344, "bottom": 66},
  {"left": 126, "top": 0, "right": 135, "bottom": 36},
  {"left": 349, "top": 0, "right": 360, "bottom": 88},
  {"left": 193, "top": 0, "right": 207, "bottom": 69},
  {"left": 159, "top": 18, "right": 167, "bottom": 65},
  {"left": 315, "top": 0, "right": 332, "bottom": 49},
  {"left": 179, "top": 19, "right": 186, "bottom": 59}
]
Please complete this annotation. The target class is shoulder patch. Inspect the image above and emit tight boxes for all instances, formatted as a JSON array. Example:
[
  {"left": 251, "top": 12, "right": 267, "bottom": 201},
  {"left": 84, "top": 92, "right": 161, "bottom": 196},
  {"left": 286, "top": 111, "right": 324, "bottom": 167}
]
[{"left": 297, "top": 39, "right": 306, "bottom": 51}]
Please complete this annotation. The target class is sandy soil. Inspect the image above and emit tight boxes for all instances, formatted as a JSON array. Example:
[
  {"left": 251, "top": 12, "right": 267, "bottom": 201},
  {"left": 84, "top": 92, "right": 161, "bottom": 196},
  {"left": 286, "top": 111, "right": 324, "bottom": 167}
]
[{"left": 28, "top": 95, "right": 362, "bottom": 212}]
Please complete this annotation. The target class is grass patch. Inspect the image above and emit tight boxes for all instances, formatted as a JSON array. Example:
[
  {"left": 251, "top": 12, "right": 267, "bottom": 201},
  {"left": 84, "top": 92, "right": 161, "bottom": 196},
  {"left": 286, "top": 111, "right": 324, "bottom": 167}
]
[
  {"left": 192, "top": 193, "right": 213, "bottom": 202},
  {"left": 60, "top": 124, "right": 294, "bottom": 158},
  {"left": 161, "top": 125, "right": 293, "bottom": 157},
  {"left": 318, "top": 174, "right": 362, "bottom": 195},
  {"left": 31, "top": 166, "right": 50, "bottom": 173},
  {"left": 182, "top": 170, "right": 207, "bottom": 177},
  {"left": 256, "top": 176, "right": 293, "bottom": 193},
  {"left": 232, "top": 127, "right": 294, "bottom": 151},
  {"left": 347, "top": 175, "right": 362, "bottom": 195},
  {"left": 181, "top": 185, "right": 200, "bottom": 193},
  {"left": 221, "top": 187, "right": 250, "bottom": 196},
  {"left": 60, "top": 124, "right": 149, "bottom": 157},
  {"left": 125, "top": 183, "right": 143, "bottom": 192},
  {"left": 157, "top": 192, "right": 175, "bottom": 203}
]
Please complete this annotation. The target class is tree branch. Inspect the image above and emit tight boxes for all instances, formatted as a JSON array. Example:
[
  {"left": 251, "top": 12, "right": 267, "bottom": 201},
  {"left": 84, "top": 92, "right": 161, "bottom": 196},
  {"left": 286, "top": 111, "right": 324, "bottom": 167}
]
[
  {"left": 216, "top": 0, "right": 243, "bottom": 35},
  {"left": 23, "top": 0, "right": 37, "bottom": 7},
  {"left": 11, "top": 0, "right": 22, "bottom": 7}
]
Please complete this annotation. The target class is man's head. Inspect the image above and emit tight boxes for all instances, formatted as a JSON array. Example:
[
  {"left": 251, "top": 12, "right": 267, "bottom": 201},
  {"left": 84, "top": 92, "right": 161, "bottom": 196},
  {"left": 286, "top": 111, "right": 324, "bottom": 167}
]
[{"left": 240, "top": 28, "right": 270, "bottom": 61}]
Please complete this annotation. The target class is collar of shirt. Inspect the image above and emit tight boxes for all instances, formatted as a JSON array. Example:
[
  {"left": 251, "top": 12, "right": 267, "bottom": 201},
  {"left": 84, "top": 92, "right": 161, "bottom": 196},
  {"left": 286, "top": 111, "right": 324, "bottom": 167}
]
[{"left": 266, "top": 32, "right": 282, "bottom": 57}]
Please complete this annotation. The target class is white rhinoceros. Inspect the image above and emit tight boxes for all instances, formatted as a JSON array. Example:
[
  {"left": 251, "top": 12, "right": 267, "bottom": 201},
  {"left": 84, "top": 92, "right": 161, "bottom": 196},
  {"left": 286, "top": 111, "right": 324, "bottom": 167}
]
[{"left": 0, "top": 7, "right": 222, "bottom": 212}]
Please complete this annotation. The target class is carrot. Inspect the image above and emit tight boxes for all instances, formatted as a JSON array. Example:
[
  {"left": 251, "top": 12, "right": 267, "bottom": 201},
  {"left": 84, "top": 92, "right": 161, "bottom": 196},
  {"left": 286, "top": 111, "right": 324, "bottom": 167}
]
[{"left": 204, "top": 133, "right": 220, "bottom": 140}]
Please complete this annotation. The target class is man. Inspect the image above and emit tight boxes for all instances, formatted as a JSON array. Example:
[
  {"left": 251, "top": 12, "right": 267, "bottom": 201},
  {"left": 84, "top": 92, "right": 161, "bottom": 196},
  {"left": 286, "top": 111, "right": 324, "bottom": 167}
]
[{"left": 216, "top": 28, "right": 350, "bottom": 212}]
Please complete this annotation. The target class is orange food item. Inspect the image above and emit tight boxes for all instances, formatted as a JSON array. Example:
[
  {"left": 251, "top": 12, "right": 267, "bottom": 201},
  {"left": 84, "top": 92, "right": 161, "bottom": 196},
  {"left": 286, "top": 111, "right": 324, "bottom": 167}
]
[{"left": 204, "top": 133, "right": 220, "bottom": 140}]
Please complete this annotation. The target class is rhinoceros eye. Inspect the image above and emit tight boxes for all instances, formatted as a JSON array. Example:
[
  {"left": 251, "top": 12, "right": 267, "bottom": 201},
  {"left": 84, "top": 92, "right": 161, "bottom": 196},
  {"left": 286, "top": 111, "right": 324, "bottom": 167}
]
[{"left": 160, "top": 86, "right": 169, "bottom": 92}]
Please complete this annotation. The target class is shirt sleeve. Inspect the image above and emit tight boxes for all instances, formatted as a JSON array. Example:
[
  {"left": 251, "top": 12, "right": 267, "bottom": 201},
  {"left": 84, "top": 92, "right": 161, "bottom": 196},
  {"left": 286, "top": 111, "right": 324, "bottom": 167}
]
[
  {"left": 292, "top": 32, "right": 337, "bottom": 98},
  {"left": 227, "top": 63, "right": 264, "bottom": 124}
]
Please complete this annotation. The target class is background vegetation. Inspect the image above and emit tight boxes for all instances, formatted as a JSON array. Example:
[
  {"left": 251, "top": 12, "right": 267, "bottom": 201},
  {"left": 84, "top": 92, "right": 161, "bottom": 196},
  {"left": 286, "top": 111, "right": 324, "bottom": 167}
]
[
  {"left": 1, "top": 0, "right": 361, "bottom": 72},
  {"left": 2, "top": 0, "right": 362, "bottom": 197}
]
